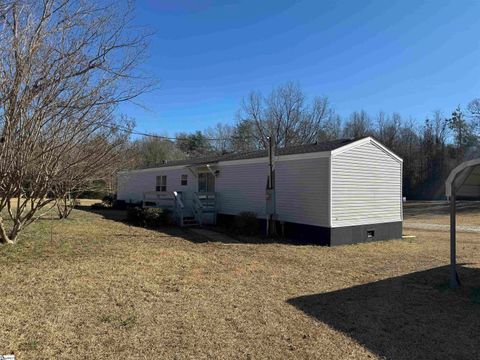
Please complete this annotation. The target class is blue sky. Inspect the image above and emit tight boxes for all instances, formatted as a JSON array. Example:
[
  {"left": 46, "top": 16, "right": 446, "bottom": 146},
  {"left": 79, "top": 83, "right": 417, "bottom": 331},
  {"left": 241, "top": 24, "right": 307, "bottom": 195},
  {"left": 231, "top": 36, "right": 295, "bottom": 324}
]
[{"left": 118, "top": 0, "right": 480, "bottom": 135}]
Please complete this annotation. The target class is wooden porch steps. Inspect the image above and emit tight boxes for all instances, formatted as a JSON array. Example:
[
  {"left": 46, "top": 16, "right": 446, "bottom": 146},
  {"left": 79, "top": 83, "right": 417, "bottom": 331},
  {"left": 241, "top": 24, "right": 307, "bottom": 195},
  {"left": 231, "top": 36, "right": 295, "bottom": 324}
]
[
  {"left": 142, "top": 190, "right": 216, "bottom": 227},
  {"left": 182, "top": 216, "right": 199, "bottom": 227}
]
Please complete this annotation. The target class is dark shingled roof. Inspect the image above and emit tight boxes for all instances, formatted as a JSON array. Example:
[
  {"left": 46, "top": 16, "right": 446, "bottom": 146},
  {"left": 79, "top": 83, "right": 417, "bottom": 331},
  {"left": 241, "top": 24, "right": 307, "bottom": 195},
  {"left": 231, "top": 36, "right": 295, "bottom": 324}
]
[{"left": 148, "top": 137, "right": 364, "bottom": 169}]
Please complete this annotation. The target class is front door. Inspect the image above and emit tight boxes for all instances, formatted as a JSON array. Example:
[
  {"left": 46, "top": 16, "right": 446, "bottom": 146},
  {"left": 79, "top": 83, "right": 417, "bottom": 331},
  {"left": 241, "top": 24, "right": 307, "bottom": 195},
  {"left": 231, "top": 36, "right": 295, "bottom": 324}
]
[{"left": 198, "top": 172, "right": 215, "bottom": 193}]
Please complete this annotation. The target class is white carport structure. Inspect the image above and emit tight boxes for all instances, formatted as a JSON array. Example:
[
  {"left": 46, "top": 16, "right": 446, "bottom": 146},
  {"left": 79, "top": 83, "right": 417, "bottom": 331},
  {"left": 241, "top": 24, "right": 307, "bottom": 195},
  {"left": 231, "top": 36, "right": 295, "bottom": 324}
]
[{"left": 445, "top": 158, "right": 480, "bottom": 288}]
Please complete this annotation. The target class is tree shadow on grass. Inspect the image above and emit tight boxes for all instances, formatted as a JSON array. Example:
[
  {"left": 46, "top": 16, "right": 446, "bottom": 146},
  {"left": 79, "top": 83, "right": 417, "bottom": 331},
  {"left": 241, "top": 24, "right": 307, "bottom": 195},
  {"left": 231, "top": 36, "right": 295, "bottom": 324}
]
[
  {"left": 74, "top": 205, "right": 210, "bottom": 243},
  {"left": 74, "top": 205, "right": 308, "bottom": 245},
  {"left": 75, "top": 205, "right": 128, "bottom": 222},
  {"left": 287, "top": 265, "right": 480, "bottom": 360}
]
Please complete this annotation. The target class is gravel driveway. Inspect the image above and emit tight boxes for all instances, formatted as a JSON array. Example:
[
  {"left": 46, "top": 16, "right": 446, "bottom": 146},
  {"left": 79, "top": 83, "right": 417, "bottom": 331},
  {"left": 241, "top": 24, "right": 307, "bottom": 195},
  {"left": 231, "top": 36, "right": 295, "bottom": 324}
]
[
  {"left": 404, "top": 221, "right": 480, "bottom": 233},
  {"left": 403, "top": 201, "right": 480, "bottom": 233}
]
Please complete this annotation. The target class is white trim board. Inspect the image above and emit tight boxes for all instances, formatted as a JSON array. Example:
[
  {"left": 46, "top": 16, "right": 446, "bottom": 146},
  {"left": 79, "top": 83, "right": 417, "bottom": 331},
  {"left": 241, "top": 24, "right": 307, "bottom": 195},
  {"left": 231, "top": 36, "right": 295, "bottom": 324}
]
[{"left": 331, "top": 137, "right": 403, "bottom": 163}]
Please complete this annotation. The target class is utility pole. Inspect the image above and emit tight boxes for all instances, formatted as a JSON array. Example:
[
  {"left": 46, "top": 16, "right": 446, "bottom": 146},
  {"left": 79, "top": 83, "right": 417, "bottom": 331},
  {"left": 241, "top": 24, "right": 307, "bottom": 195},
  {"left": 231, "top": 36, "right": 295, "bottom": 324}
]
[{"left": 266, "top": 136, "right": 277, "bottom": 236}]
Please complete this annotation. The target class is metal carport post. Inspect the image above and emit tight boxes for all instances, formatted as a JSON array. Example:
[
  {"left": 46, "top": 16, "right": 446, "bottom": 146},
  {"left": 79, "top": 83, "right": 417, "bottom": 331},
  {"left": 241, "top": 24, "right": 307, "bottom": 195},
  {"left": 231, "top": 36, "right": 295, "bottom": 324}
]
[
  {"left": 449, "top": 187, "right": 460, "bottom": 288},
  {"left": 445, "top": 158, "right": 480, "bottom": 288}
]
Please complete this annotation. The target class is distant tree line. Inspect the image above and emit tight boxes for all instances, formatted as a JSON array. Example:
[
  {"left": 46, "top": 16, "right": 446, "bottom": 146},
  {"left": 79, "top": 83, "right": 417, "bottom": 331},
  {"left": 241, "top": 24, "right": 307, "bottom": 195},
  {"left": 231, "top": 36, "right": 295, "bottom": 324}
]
[{"left": 131, "top": 82, "right": 480, "bottom": 200}]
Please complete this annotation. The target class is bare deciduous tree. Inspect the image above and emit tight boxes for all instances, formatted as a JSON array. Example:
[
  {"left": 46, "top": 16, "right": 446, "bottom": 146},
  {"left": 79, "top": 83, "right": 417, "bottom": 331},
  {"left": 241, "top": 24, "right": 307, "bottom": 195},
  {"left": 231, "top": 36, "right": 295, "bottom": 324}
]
[
  {"left": 467, "top": 98, "right": 480, "bottom": 120},
  {"left": 343, "top": 110, "right": 373, "bottom": 139},
  {"left": 131, "top": 134, "right": 185, "bottom": 168},
  {"left": 318, "top": 113, "right": 342, "bottom": 141},
  {"left": 0, "top": 0, "right": 151, "bottom": 244},
  {"left": 238, "top": 82, "right": 334, "bottom": 149},
  {"left": 53, "top": 122, "right": 133, "bottom": 219},
  {"left": 375, "top": 112, "right": 402, "bottom": 148},
  {"left": 204, "top": 122, "right": 235, "bottom": 154}
]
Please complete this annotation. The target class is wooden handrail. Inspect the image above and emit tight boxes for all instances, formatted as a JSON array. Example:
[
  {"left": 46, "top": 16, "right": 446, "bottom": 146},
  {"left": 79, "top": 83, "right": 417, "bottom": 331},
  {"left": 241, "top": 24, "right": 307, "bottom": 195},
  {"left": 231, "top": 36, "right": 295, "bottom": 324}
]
[
  {"left": 173, "top": 191, "right": 184, "bottom": 209},
  {"left": 193, "top": 192, "right": 217, "bottom": 226},
  {"left": 193, "top": 193, "right": 204, "bottom": 225},
  {"left": 173, "top": 191, "right": 184, "bottom": 226},
  {"left": 193, "top": 193, "right": 203, "bottom": 209}
]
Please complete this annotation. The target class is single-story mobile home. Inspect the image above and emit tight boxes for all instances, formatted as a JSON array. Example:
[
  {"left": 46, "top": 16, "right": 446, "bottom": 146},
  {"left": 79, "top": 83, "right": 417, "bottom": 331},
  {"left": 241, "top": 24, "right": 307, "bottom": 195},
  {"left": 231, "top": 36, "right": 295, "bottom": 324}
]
[{"left": 117, "top": 136, "right": 403, "bottom": 245}]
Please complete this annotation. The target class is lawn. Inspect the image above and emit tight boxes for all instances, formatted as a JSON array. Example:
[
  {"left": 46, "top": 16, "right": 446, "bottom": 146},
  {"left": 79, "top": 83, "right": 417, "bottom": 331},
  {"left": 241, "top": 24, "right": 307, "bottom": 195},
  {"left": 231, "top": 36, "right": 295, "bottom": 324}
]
[
  {"left": 404, "top": 200, "right": 480, "bottom": 226},
  {"left": 0, "top": 204, "right": 479, "bottom": 359}
]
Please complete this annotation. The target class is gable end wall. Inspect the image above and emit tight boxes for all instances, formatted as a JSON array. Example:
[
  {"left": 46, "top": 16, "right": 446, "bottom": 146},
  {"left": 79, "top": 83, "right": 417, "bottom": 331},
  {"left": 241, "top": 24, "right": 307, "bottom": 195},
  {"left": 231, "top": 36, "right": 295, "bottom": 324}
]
[{"left": 331, "top": 139, "right": 402, "bottom": 228}]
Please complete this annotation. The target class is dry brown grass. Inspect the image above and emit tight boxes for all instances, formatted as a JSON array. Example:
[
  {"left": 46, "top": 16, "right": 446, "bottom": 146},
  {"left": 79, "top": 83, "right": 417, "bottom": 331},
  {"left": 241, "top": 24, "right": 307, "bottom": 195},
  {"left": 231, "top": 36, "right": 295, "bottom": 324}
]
[{"left": 0, "top": 204, "right": 479, "bottom": 359}]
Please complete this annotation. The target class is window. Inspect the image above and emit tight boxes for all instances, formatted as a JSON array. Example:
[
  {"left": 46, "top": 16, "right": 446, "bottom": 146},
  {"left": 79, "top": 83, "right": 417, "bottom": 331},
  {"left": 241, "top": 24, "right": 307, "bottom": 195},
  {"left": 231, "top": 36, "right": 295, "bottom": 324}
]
[
  {"left": 156, "top": 175, "right": 167, "bottom": 192},
  {"left": 181, "top": 174, "right": 188, "bottom": 186}
]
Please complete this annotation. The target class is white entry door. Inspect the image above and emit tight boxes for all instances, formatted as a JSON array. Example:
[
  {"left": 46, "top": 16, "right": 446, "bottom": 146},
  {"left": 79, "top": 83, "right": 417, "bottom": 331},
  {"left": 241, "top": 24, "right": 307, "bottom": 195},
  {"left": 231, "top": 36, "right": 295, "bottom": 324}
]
[{"left": 198, "top": 172, "right": 215, "bottom": 193}]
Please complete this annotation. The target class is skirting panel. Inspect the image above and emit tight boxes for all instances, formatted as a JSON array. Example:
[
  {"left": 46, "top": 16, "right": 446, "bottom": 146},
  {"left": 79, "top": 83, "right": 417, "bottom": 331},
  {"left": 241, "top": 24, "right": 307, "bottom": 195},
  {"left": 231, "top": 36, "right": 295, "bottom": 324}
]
[
  {"left": 330, "top": 221, "right": 403, "bottom": 246},
  {"left": 216, "top": 213, "right": 402, "bottom": 246}
]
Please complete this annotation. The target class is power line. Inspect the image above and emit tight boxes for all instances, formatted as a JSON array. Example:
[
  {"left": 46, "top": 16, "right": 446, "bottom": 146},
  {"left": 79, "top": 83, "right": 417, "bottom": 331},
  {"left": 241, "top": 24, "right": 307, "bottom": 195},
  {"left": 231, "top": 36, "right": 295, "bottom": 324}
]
[{"left": 99, "top": 122, "right": 256, "bottom": 142}]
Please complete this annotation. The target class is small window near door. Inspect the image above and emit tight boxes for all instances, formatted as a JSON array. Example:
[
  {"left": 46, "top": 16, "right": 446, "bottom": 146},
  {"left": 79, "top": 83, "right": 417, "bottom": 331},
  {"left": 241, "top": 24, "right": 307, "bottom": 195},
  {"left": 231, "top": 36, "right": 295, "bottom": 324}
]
[
  {"left": 156, "top": 175, "right": 167, "bottom": 192},
  {"left": 181, "top": 174, "right": 188, "bottom": 186}
]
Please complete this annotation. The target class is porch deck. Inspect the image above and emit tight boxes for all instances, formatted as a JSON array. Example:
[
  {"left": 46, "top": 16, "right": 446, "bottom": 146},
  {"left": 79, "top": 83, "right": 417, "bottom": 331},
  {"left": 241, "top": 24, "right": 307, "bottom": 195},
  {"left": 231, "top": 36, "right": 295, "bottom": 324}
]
[{"left": 143, "top": 191, "right": 217, "bottom": 227}]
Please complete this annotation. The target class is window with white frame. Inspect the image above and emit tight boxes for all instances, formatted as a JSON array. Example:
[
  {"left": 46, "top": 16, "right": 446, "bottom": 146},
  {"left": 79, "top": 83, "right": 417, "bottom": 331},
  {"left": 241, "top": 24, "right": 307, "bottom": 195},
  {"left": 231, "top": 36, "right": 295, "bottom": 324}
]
[
  {"left": 181, "top": 174, "right": 188, "bottom": 186},
  {"left": 156, "top": 175, "right": 167, "bottom": 192}
]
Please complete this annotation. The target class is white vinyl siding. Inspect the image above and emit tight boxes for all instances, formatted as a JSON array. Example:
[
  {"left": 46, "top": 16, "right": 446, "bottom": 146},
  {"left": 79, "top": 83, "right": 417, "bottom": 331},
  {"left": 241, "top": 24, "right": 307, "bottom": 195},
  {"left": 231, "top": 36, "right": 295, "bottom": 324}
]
[
  {"left": 117, "top": 171, "right": 152, "bottom": 202},
  {"left": 117, "top": 168, "right": 196, "bottom": 204},
  {"left": 275, "top": 157, "right": 330, "bottom": 227},
  {"left": 215, "top": 163, "right": 269, "bottom": 218},
  {"left": 331, "top": 140, "right": 402, "bottom": 227},
  {"left": 117, "top": 137, "right": 402, "bottom": 230}
]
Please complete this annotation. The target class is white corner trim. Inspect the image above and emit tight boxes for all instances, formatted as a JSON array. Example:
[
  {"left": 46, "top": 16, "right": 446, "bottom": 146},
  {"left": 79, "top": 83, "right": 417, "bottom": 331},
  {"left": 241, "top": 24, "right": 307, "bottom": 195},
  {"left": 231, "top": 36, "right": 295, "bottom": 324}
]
[
  {"left": 328, "top": 155, "right": 332, "bottom": 227},
  {"left": 400, "top": 161, "right": 403, "bottom": 221}
]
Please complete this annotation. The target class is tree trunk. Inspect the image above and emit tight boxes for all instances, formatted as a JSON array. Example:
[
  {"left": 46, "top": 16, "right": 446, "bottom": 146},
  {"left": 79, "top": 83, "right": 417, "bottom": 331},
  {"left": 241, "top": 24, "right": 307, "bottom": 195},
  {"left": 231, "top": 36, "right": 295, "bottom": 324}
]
[
  {"left": 0, "top": 217, "right": 14, "bottom": 244},
  {"left": 7, "top": 220, "right": 22, "bottom": 244},
  {"left": 57, "top": 195, "right": 75, "bottom": 220},
  {"left": 57, "top": 200, "right": 67, "bottom": 219}
]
